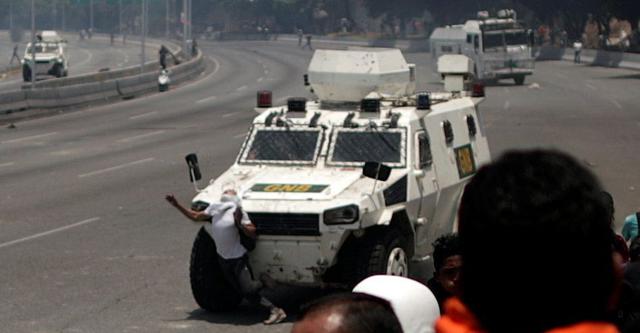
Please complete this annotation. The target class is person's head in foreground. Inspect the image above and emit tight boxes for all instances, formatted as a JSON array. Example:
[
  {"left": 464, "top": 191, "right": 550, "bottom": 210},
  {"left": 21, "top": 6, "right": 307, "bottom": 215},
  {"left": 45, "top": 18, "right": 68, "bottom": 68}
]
[
  {"left": 354, "top": 275, "right": 440, "bottom": 333},
  {"left": 291, "top": 292, "right": 403, "bottom": 333},
  {"left": 443, "top": 150, "right": 620, "bottom": 333},
  {"left": 431, "top": 234, "right": 462, "bottom": 296}
]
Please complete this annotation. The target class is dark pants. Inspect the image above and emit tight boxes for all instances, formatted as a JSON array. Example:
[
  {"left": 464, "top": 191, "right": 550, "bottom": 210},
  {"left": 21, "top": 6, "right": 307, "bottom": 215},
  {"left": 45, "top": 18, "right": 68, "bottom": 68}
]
[{"left": 217, "top": 254, "right": 273, "bottom": 307}]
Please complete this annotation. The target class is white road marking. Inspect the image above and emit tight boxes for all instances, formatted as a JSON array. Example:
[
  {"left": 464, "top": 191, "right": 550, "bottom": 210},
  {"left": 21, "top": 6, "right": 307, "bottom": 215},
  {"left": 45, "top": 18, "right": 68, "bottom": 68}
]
[
  {"left": 233, "top": 133, "right": 246, "bottom": 139},
  {"left": 129, "top": 111, "right": 158, "bottom": 120},
  {"left": 196, "top": 96, "right": 217, "bottom": 104},
  {"left": 585, "top": 83, "right": 597, "bottom": 90},
  {"left": 2, "top": 132, "right": 58, "bottom": 144},
  {"left": 503, "top": 101, "right": 511, "bottom": 110},
  {"left": 222, "top": 112, "right": 236, "bottom": 118},
  {"left": 117, "top": 130, "right": 165, "bottom": 143},
  {"left": 257, "top": 77, "right": 264, "bottom": 82},
  {"left": 74, "top": 49, "right": 94, "bottom": 68},
  {"left": 0, "top": 217, "right": 100, "bottom": 249},
  {"left": 0, "top": 162, "right": 15, "bottom": 168},
  {"left": 78, "top": 158, "right": 154, "bottom": 178},
  {"left": 264, "top": 70, "right": 269, "bottom": 75},
  {"left": 236, "top": 85, "right": 247, "bottom": 91},
  {"left": 611, "top": 100, "right": 622, "bottom": 109},
  {"left": 209, "top": 56, "right": 221, "bottom": 77}
]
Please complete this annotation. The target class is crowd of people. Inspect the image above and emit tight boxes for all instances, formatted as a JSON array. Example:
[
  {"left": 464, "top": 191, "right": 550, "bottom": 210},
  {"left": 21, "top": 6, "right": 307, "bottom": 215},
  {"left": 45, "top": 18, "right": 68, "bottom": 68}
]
[{"left": 166, "top": 149, "right": 640, "bottom": 332}]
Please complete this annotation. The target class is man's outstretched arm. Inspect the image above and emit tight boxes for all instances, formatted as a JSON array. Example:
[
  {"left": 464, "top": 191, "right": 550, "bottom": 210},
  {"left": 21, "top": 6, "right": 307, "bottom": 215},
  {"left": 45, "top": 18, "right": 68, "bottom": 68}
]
[{"left": 165, "top": 194, "right": 210, "bottom": 222}]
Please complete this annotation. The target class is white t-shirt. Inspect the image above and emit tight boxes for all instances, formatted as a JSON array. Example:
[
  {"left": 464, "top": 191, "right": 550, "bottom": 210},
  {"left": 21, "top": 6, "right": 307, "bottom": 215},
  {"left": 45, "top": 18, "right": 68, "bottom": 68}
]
[
  {"left": 204, "top": 202, "right": 252, "bottom": 259},
  {"left": 573, "top": 42, "right": 583, "bottom": 51}
]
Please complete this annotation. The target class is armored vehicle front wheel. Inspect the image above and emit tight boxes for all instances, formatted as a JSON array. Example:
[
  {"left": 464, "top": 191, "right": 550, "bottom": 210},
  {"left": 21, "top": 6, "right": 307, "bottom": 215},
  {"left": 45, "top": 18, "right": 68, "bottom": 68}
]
[
  {"left": 53, "top": 64, "right": 64, "bottom": 78},
  {"left": 189, "top": 227, "right": 242, "bottom": 312},
  {"left": 355, "top": 228, "right": 410, "bottom": 282}
]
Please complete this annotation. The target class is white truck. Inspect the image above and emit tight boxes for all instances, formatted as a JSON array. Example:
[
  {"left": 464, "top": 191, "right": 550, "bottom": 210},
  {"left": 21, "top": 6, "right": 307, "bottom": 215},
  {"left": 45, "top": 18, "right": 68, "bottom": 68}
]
[
  {"left": 181, "top": 49, "right": 491, "bottom": 311},
  {"left": 430, "top": 9, "right": 535, "bottom": 85},
  {"left": 22, "top": 31, "right": 68, "bottom": 81}
]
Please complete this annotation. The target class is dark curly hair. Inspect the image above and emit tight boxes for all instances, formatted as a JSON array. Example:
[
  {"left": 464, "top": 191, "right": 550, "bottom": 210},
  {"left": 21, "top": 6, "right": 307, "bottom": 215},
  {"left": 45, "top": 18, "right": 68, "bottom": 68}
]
[
  {"left": 458, "top": 150, "right": 616, "bottom": 333},
  {"left": 432, "top": 233, "right": 461, "bottom": 273}
]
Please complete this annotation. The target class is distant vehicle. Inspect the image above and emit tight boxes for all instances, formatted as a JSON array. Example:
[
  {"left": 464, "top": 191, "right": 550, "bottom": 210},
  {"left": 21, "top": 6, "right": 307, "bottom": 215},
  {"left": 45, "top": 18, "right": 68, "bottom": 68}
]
[
  {"left": 430, "top": 9, "right": 535, "bottom": 85},
  {"left": 176, "top": 48, "right": 492, "bottom": 312},
  {"left": 22, "top": 41, "right": 68, "bottom": 82}
]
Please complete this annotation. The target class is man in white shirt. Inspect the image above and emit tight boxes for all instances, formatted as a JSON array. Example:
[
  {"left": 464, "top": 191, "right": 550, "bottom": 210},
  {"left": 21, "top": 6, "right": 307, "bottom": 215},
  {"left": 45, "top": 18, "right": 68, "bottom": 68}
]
[
  {"left": 573, "top": 40, "right": 583, "bottom": 64},
  {"left": 165, "top": 189, "right": 286, "bottom": 324}
]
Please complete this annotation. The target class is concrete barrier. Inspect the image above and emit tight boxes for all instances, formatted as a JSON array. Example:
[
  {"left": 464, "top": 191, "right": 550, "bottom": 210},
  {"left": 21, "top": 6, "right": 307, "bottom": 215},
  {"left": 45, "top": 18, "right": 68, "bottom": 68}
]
[
  {"left": 536, "top": 46, "right": 640, "bottom": 70},
  {"left": 0, "top": 90, "right": 26, "bottom": 113},
  {"left": 26, "top": 34, "right": 182, "bottom": 89},
  {"left": 0, "top": 48, "right": 203, "bottom": 114}
]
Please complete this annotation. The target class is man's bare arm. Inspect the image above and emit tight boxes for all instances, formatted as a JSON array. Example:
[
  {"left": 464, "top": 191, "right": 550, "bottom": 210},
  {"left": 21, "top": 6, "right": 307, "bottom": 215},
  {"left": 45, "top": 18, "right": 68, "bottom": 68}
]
[
  {"left": 165, "top": 194, "right": 210, "bottom": 222},
  {"left": 240, "top": 223, "right": 257, "bottom": 239}
]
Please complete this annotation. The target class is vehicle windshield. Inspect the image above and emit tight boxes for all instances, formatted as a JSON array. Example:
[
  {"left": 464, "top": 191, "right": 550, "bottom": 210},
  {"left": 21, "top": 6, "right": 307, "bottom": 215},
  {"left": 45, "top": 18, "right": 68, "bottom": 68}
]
[
  {"left": 505, "top": 31, "right": 528, "bottom": 45},
  {"left": 27, "top": 44, "right": 57, "bottom": 54},
  {"left": 240, "top": 127, "right": 322, "bottom": 165},
  {"left": 328, "top": 128, "right": 405, "bottom": 167},
  {"left": 483, "top": 30, "right": 528, "bottom": 50}
]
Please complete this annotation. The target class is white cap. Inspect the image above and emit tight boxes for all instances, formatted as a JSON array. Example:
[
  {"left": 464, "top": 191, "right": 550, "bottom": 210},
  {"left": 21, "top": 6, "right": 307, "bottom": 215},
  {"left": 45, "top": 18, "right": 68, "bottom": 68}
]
[{"left": 353, "top": 275, "right": 440, "bottom": 333}]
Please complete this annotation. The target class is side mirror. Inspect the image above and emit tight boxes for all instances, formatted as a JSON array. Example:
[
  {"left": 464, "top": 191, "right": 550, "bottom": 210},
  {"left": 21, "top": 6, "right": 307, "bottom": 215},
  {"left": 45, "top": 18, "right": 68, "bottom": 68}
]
[
  {"left": 473, "top": 35, "right": 480, "bottom": 50},
  {"left": 363, "top": 161, "right": 391, "bottom": 181},
  {"left": 185, "top": 153, "right": 202, "bottom": 182}
]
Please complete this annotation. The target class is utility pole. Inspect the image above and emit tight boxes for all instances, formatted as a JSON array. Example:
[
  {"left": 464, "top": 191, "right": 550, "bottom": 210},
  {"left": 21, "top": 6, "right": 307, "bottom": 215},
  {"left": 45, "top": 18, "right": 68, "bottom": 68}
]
[
  {"left": 166, "top": 0, "right": 170, "bottom": 37},
  {"left": 90, "top": 0, "right": 94, "bottom": 34},
  {"left": 9, "top": 1, "right": 13, "bottom": 33},
  {"left": 189, "top": 0, "right": 193, "bottom": 42},
  {"left": 62, "top": 1, "right": 66, "bottom": 31},
  {"left": 119, "top": 0, "right": 123, "bottom": 36},
  {"left": 182, "top": 0, "right": 188, "bottom": 59},
  {"left": 53, "top": 0, "right": 57, "bottom": 30},
  {"left": 141, "top": 0, "right": 147, "bottom": 74},
  {"left": 31, "top": 0, "right": 36, "bottom": 88}
]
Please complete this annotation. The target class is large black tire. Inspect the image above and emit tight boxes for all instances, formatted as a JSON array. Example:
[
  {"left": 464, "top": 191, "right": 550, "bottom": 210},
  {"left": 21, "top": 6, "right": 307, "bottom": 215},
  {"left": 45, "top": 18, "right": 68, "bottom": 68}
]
[
  {"left": 189, "top": 227, "right": 242, "bottom": 312},
  {"left": 337, "top": 227, "right": 410, "bottom": 287},
  {"left": 514, "top": 75, "right": 525, "bottom": 85},
  {"left": 53, "top": 64, "right": 63, "bottom": 78}
]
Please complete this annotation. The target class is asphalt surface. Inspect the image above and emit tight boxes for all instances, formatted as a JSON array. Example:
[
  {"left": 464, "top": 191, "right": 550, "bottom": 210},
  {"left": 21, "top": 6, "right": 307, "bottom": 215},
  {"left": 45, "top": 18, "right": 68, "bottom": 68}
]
[
  {"left": 1, "top": 39, "right": 639, "bottom": 332},
  {"left": 0, "top": 31, "right": 156, "bottom": 92}
]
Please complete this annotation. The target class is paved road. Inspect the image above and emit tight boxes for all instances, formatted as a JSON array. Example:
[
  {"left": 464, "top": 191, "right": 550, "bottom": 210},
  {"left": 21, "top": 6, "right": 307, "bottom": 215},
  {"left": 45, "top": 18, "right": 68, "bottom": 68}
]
[
  {"left": 0, "top": 39, "right": 639, "bottom": 332},
  {"left": 0, "top": 31, "right": 157, "bottom": 92}
]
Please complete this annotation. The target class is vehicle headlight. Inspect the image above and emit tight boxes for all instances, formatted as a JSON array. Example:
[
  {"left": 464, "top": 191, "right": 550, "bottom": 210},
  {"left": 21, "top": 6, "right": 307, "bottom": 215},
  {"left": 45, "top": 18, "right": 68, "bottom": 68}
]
[
  {"left": 324, "top": 205, "right": 359, "bottom": 225},
  {"left": 191, "top": 200, "right": 209, "bottom": 212}
]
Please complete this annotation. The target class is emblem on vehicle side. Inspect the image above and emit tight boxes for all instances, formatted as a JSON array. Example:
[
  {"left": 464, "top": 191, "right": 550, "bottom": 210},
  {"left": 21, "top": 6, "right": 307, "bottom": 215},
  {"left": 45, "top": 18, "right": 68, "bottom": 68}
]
[
  {"left": 454, "top": 144, "right": 476, "bottom": 179},
  {"left": 250, "top": 183, "right": 329, "bottom": 193}
]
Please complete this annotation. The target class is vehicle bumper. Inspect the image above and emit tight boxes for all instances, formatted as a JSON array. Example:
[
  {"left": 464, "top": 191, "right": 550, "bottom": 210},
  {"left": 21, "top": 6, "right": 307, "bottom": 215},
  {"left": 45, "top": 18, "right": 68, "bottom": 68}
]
[{"left": 248, "top": 232, "right": 346, "bottom": 286}]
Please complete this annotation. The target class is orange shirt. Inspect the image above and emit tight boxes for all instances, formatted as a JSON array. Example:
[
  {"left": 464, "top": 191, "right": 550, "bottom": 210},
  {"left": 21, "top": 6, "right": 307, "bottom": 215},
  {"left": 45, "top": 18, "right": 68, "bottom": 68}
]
[{"left": 436, "top": 298, "right": 619, "bottom": 333}]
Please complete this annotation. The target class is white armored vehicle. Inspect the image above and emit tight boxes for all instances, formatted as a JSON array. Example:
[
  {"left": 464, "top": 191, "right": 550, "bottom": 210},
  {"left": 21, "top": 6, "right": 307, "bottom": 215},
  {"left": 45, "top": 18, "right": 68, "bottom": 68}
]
[
  {"left": 22, "top": 31, "right": 68, "bottom": 81},
  {"left": 182, "top": 49, "right": 491, "bottom": 311},
  {"left": 430, "top": 9, "right": 535, "bottom": 85}
]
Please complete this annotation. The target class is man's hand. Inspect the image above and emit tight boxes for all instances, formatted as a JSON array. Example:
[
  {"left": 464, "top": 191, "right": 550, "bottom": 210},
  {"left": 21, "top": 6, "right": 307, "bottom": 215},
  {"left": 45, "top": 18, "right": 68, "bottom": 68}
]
[{"left": 165, "top": 194, "right": 178, "bottom": 207}]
